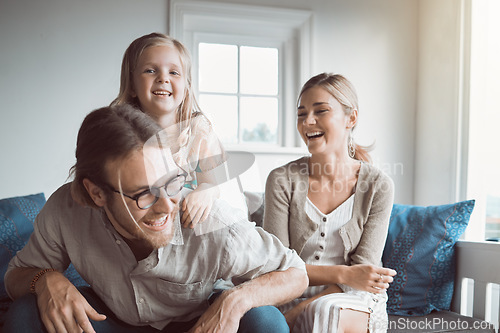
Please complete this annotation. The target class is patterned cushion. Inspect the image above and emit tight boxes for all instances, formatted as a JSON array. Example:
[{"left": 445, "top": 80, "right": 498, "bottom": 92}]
[
  {"left": 382, "top": 200, "right": 474, "bottom": 316},
  {"left": 0, "top": 193, "right": 46, "bottom": 300},
  {"left": 0, "top": 193, "right": 87, "bottom": 326}
]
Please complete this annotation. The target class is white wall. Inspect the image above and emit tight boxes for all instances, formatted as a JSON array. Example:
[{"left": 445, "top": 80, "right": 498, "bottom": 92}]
[
  {"left": 415, "top": 0, "right": 486, "bottom": 240},
  {"left": 220, "top": 0, "right": 418, "bottom": 203},
  {"left": 415, "top": 0, "right": 466, "bottom": 206},
  {"left": 0, "top": 0, "right": 168, "bottom": 199},
  {"left": 311, "top": 0, "right": 418, "bottom": 206},
  {"left": 0, "top": 0, "right": 418, "bottom": 205}
]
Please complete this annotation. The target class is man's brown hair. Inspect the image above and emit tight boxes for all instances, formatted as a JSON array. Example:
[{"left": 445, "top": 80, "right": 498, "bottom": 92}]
[{"left": 70, "top": 104, "right": 162, "bottom": 207}]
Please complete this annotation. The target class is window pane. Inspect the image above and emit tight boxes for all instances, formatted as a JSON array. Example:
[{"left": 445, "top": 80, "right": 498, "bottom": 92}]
[
  {"left": 467, "top": 0, "right": 500, "bottom": 240},
  {"left": 240, "top": 97, "right": 278, "bottom": 144},
  {"left": 240, "top": 46, "right": 278, "bottom": 95},
  {"left": 486, "top": 196, "right": 500, "bottom": 239},
  {"left": 199, "top": 94, "right": 238, "bottom": 144},
  {"left": 199, "top": 43, "right": 237, "bottom": 93}
]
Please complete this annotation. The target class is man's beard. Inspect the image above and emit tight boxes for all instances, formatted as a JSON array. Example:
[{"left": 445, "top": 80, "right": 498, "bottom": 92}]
[{"left": 107, "top": 200, "right": 179, "bottom": 250}]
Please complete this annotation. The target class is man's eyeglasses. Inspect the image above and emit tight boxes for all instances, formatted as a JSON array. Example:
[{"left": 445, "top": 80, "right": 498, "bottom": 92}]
[{"left": 106, "top": 172, "right": 187, "bottom": 210}]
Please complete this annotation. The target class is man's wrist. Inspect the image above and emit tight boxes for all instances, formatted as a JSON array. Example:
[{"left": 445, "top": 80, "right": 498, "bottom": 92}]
[
  {"left": 30, "top": 268, "right": 56, "bottom": 295},
  {"left": 223, "top": 288, "right": 251, "bottom": 317}
]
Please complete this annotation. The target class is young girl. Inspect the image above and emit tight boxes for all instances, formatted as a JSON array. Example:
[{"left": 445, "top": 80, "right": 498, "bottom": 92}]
[
  {"left": 263, "top": 73, "right": 397, "bottom": 333},
  {"left": 111, "top": 32, "right": 225, "bottom": 228}
]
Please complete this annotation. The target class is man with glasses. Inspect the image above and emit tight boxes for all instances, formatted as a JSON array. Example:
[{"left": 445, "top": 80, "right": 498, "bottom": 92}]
[{"left": 4, "top": 105, "right": 308, "bottom": 333}]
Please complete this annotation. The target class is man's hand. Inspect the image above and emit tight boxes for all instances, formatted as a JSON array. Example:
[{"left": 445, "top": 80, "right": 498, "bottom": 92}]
[
  {"left": 189, "top": 267, "right": 308, "bottom": 333},
  {"left": 188, "top": 289, "right": 245, "bottom": 333},
  {"left": 36, "top": 271, "right": 106, "bottom": 333}
]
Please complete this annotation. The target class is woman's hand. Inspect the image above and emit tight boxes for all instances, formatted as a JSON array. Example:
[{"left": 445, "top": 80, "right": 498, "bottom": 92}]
[
  {"left": 181, "top": 183, "right": 218, "bottom": 228},
  {"left": 341, "top": 264, "right": 396, "bottom": 293}
]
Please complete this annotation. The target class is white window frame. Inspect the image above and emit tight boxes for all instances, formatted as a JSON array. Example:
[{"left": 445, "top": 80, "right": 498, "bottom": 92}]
[
  {"left": 195, "top": 33, "right": 283, "bottom": 147},
  {"left": 462, "top": 0, "right": 500, "bottom": 241},
  {"left": 169, "top": 0, "right": 312, "bottom": 151}
]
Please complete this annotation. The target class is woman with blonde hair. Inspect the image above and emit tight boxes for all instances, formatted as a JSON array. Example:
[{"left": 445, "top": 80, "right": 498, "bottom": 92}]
[{"left": 263, "top": 73, "right": 396, "bottom": 333}]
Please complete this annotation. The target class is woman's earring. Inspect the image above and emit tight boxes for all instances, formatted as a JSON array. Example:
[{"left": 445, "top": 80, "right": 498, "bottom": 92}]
[{"left": 348, "top": 131, "right": 356, "bottom": 159}]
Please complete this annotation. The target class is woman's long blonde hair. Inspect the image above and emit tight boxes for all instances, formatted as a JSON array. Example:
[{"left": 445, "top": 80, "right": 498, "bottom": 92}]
[{"left": 298, "top": 73, "right": 373, "bottom": 163}]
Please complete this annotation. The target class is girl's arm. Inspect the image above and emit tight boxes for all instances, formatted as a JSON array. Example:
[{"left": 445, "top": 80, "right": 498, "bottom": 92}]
[
  {"left": 181, "top": 169, "right": 220, "bottom": 228},
  {"left": 180, "top": 115, "right": 224, "bottom": 228},
  {"left": 180, "top": 186, "right": 218, "bottom": 228}
]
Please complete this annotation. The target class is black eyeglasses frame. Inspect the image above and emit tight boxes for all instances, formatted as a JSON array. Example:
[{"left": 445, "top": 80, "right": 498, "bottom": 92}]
[{"left": 105, "top": 171, "right": 187, "bottom": 210}]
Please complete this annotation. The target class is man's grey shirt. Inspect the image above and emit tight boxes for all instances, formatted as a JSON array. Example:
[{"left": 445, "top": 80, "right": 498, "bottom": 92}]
[{"left": 6, "top": 183, "right": 305, "bottom": 329}]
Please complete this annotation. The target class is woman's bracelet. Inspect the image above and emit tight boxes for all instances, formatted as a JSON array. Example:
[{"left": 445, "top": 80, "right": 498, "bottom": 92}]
[{"left": 30, "top": 268, "right": 56, "bottom": 294}]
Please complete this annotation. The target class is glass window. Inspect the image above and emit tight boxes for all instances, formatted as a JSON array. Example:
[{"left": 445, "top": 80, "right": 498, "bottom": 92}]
[
  {"left": 198, "top": 43, "right": 237, "bottom": 94},
  {"left": 198, "top": 94, "right": 238, "bottom": 144},
  {"left": 240, "top": 46, "right": 278, "bottom": 96},
  {"left": 240, "top": 96, "right": 278, "bottom": 144},
  {"left": 466, "top": 0, "right": 500, "bottom": 241},
  {"left": 198, "top": 43, "right": 280, "bottom": 146},
  {"left": 169, "top": 0, "right": 312, "bottom": 149}
]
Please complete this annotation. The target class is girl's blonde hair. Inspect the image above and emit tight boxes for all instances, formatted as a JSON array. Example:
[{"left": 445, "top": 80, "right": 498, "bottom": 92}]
[
  {"left": 298, "top": 73, "right": 373, "bottom": 163},
  {"left": 111, "top": 32, "right": 200, "bottom": 130}
]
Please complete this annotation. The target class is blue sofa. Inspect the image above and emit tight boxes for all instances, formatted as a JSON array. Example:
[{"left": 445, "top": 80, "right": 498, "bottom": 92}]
[{"left": 1, "top": 191, "right": 497, "bottom": 332}]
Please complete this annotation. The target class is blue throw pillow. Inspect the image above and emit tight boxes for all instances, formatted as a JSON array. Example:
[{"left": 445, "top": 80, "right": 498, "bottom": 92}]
[
  {"left": 0, "top": 193, "right": 88, "bottom": 326},
  {"left": 0, "top": 193, "right": 46, "bottom": 300},
  {"left": 382, "top": 200, "right": 474, "bottom": 316}
]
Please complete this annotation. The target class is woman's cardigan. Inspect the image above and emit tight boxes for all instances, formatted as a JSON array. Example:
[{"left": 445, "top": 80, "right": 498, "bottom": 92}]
[{"left": 262, "top": 156, "right": 394, "bottom": 266}]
